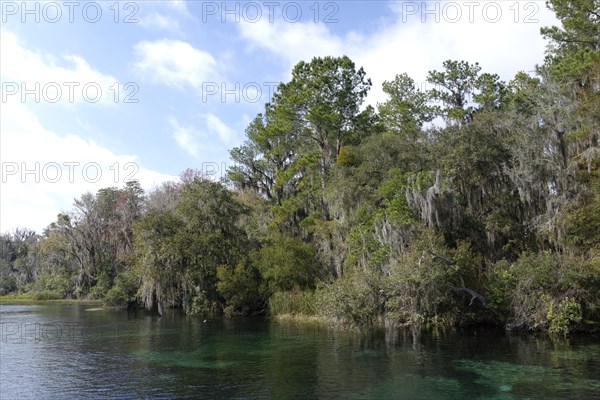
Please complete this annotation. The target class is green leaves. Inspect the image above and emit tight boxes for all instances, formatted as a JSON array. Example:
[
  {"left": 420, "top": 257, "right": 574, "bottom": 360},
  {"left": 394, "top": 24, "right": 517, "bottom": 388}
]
[
  {"left": 255, "top": 234, "right": 321, "bottom": 293},
  {"left": 5, "top": 38, "right": 598, "bottom": 335},
  {"left": 379, "top": 73, "right": 434, "bottom": 134},
  {"left": 427, "top": 60, "right": 481, "bottom": 125},
  {"left": 376, "top": 168, "right": 424, "bottom": 226},
  {"left": 489, "top": 251, "right": 596, "bottom": 335},
  {"left": 229, "top": 56, "right": 374, "bottom": 226},
  {"left": 133, "top": 178, "right": 249, "bottom": 314},
  {"left": 426, "top": 60, "right": 509, "bottom": 125}
]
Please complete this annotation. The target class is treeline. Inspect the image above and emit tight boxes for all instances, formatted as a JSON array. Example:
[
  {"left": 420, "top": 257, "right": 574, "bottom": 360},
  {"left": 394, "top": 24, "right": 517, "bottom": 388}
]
[{"left": 1, "top": 0, "right": 598, "bottom": 336}]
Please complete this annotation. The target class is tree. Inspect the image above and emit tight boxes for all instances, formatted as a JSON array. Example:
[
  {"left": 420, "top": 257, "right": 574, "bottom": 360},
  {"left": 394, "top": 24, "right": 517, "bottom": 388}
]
[
  {"left": 542, "top": 0, "right": 600, "bottom": 69},
  {"left": 255, "top": 233, "right": 321, "bottom": 293},
  {"left": 230, "top": 56, "right": 373, "bottom": 223},
  {"left": 379, "top": 73, "right": 434, "bottom": 135},
  {"left": 134, "top": 177, "right": 248, "bottom": 315},
  {"left": 427, "top": 60, "right": 481, "bottom": 126},
  {"left": 134, "top": 209, "right": 182, "bottom": 314}
]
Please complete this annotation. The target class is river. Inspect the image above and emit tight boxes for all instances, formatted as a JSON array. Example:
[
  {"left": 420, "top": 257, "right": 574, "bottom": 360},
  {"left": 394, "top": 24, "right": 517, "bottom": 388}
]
[{"left": 0, "top": 303, "right": 598, "bottom": 399}]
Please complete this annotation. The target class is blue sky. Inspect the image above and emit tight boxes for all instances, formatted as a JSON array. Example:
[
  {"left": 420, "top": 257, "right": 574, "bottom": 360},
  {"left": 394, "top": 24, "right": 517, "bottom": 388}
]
[{"left": 1, "top": 0, "right": 558, "bottom": 233}]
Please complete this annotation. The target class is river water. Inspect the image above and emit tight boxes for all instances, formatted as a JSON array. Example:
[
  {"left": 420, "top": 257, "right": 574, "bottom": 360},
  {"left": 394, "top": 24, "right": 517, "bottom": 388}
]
[{"left": 0, "top": 303, "right": 598, "bottom": 399}]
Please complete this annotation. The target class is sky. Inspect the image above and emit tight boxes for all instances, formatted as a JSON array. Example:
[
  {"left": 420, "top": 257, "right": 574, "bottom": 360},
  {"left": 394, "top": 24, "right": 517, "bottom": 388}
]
[{"left": 0, "top": 0, "right": 559, "bottom": 234}]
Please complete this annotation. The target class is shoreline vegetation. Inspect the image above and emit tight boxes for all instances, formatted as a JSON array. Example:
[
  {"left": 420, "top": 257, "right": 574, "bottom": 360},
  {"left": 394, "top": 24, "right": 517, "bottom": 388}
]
[
  {"left": 0, "top": 294, "right": 102, "bottom": 305},
  {"left": 1, "top": 1, "right": 598, "bottom": 338}
]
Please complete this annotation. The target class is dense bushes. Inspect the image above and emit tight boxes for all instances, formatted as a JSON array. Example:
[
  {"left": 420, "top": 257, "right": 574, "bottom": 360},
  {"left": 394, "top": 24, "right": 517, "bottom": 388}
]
[
  {"left": 489, "top": 252, "right": 600, "bottom": 335},
  {"left": 269, "top": 289, "right": 318, "bottom": 316},
  {"left": 103, "top": 271, "right": 139, "bottom": 308},
  {"left": 316, "top": 269, "right": 381, "bottom": 329},
  {"left": 31, "top": 274, "right": 71, "bottom": 299},
  {"left": 0, "top": 275, "right": 17, "bottom": 296},
  {"left": 1, "top": 1, "right": 598, "bottom": 339},
  {"left": 217, "top": 261, "right": 266, "bottom": 315}
]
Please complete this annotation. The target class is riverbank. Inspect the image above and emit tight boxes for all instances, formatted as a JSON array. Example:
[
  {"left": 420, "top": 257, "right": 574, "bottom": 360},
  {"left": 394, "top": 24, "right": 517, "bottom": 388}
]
[
  {"left": 271, "top": 313, "right": 329, "bottom": 325},
  {"left": 0, "top": 294, "right": 102, "bottom": 305}
]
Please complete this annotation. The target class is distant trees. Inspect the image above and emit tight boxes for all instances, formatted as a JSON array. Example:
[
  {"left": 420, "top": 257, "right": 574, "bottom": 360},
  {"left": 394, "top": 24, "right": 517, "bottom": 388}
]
[
  {"left": 134, "top": 177, "right": 248, "bottom": 315},
  {"left": 1, "top": 0, "right": 598, "bottom": 336}
]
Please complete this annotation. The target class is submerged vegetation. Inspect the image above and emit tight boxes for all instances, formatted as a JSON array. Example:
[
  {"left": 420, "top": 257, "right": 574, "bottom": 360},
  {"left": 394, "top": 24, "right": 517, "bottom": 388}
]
[{"left": 1, "top": 1, "right": 598, "bottom": 337}]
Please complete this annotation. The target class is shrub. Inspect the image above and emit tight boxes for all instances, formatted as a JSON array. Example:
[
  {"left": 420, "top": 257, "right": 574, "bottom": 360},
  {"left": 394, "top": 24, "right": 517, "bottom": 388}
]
[
  {"left": 189, "top": 291, "right": 212, "bottom": 315},
  {"left": 315, "top": 269, "right": 381, "bottom": 329},
  {"left": 382, "top": 230, "right": 461, "bottom": 330},
  {"left": 547, "top": 296, "right": 582, "bottom": 337},
  {"left": 104, "top": 286, "right": 129, "bottom": 308},
  {"left": 32, "top": 274, "right": 71, "bottom": 298},
  {"left": 89, "top": 272, "right": 112, "bottom": 300},
  {"left": 217, "top": 261, "right": 266, "bottom": 314},
  {"left": 31, "top": 290, "right": 62, "bottom": 300},
  {"left": 489, "top": 251, "right": 596, "bottom": 335},
  {"left": 256, "top": 234, "right": 321, "bottom": 292},
  {"left": 102, "top": 271, "right": 139, "bottom": 308},
  {"left": 0, "top": 275, "right": 17, "bottom": 296},
  {"left": 269, "top": 289, "right": 317, "bottom": 316}
]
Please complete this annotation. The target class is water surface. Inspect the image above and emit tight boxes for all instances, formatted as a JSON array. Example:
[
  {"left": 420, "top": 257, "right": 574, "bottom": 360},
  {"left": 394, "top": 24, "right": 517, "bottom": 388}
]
[{"left": 1, "top": 303, "right": 598, "bottom": 399}]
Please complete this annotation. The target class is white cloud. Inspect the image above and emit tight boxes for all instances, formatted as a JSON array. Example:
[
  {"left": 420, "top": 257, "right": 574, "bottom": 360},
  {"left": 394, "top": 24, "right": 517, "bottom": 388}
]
[
  {"left": 139, "top": 12, "right": 182, "bottom": 33},
  {"left": 166, "top": 0, "right": 188, "bottom": 14},
  {"left": 1, "top": 102, "right": 175, "bottom": 234},
  {"left": 204, "top": 114, "right": 235, "bottom": 144},
  {"left": 238, "top": 19, "right": 345, "bottom": 73},
  {"left": 169, "top": 114, "right": 237, "bottom": 158},
  {"left": 170, "top": 116, "right": 200, "bottom": 157},
  {"left": 0, "top": 31, "right": 175, "bottom": 234},
  {"left": 1, "top": 31, "right": 122, "bottom": 106},
  {"left": 237, "top": 2, "right": 559, "bottom": 107},
  {"left": 133, "top": 39, "right": 220, "bottom": 89}
]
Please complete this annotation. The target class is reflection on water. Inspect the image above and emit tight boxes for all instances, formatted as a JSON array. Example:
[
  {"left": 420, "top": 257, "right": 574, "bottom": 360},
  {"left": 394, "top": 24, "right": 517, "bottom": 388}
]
[{"left": 0, "top": 303, "right": 598, "bottom": 399}]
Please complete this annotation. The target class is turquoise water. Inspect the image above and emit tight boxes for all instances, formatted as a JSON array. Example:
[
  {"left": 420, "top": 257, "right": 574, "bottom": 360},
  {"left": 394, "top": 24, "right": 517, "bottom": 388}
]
[{"left": 0, "top": 303, "right": 598, "bottom": 399}]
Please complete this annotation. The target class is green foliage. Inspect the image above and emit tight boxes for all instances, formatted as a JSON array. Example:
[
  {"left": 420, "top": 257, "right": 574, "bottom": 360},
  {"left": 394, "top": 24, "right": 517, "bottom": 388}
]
[
  {"left": 32, "top": 273, "right": 71, "bottom": 298},
  {"left": 427, "top": 60, "right": 481, "bottom": 125},
  {"left": 6, "top": 17, "right": 600, "bottom": 338},
  {"left": 541, "top": 0, "right": 600, "bottom": 78},
  {"left": 383, "top": 229, "right": 460, "bottom": 329},
  {"left": 268, "top": 289, "right": 317, "bottom": 316},
  {"left": 31, "top": 290, "right": 63, "bottom": 301},
  {"left": 229, "top": 55, "right": 375, "bottom": 225},
  {"left": 489, "top": 252, "right": 597, "bottom": 334},
  {"left": 104, "top": 271, "right": 138, "bottom": 308},
  {"left": 565, "top": 173, "right": 600, "bottom": 253},
  {"left": 104, "top": 286, "right": 129, "bottom": 308},
  {"left": 316, "top": 268, "right": 381, "bottom": 329},
  {"left": 345, "top": 219, "right": 389, "bottom": 272},
  {"left": 0, "top": 275, "right": 17, "bottom": 296},
  {"left": 189, "top": 291, "right": 213, "bottom": 316},
  {"left": 379, "top": 73, "right": 434, "bottom": 133},
  {"left": 547, "top": 296, "right": 583, "bottom": 337},
  {"left": 217, "top": 261, "right": 265, "bottom": 314},
  {"left": 335, "top": 146, "right": 358, "bottom": 167},
  {"left": 256, "top": 234, "right": 321, "bottom": 293},
  {"left": 376, "top": 169, "right": 430, "bottom": 225},
  {"left": 89, "top": 271, "right": 112, "bottom": 300}
]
